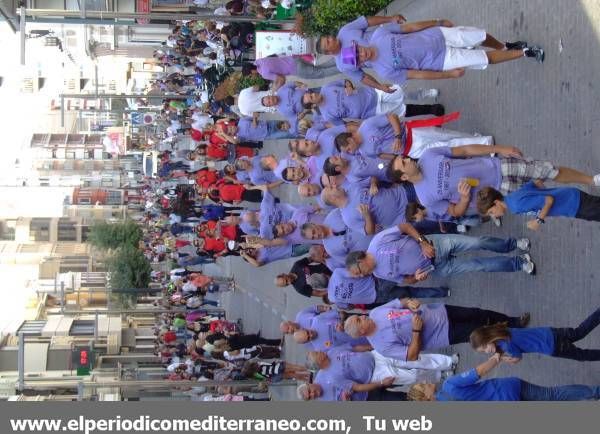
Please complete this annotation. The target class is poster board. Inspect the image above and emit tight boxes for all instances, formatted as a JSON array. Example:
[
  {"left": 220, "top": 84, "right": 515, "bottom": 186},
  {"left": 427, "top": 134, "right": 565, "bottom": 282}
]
[{"left": 255, "top": 31, "right": 314, "bottom": 59}]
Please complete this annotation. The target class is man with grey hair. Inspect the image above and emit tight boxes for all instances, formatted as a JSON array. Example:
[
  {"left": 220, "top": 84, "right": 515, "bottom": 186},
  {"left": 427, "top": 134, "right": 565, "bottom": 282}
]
[
  {"left": 306, "top": 345, "right": 456, "bottom": 396},
  {"left": 343, "top": 298, "right": 530, "bottom": 361}
]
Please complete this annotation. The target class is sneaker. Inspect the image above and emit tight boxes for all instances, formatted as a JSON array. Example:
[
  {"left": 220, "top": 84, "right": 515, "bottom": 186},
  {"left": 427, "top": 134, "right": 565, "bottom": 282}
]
[
  {"left": 594, "top": 174, "right": 600, "bottom": 187},
  {"left": 520, "top": 253, "right": 536, "bottom": 275},
  {"left": 525, "top": 46, "right": 545, "bottom": 63},
  {"left": 505, "top": 40, "right": 528, "bottom": 50},
  {"left": 456, "top": 224, "right": 467, "bottom": 233},
  {"left": 516, "top": 237, "right": 531, "bottom": 251},
  {"left": 519, "top": 312, "right": 531, "bottom": 327}
]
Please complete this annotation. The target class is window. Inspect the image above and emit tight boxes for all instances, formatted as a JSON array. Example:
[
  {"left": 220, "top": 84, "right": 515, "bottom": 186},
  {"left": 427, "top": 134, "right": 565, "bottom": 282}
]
[
  {"left": 29, "top": 218, "right": 51, "bottom": 242},
  {"left": 18, "top": 320, "right": 47, "bottom": 336},
  {"left": 70, "top": 320, "right": 95, "bottom": 336},
  {"left": 57, "top": 218, "right": 77, "bottom": 241},
  {"left": 106, "top": 190, "right": 122, "bottom": 205}
]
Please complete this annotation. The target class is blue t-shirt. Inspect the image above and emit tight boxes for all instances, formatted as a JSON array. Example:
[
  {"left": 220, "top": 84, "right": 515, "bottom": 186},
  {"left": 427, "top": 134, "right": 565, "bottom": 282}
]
[
  {"left": 236, "top": 117, "right": 268, "bottom": 142},
  {"left": 436, "top": 369, "right": 522, "bottom": 401},
  {"left": 341, "top": 184, "right": 407, "bottom": 234},
  {"left": 504, "top": 182, "right": 581, "bottom": 218},
  {"left": 259, "top": 192, "right": 296, "bottom": 239},
  {"left": 496, "top": 327, "right": 555, "bottom": 358}
]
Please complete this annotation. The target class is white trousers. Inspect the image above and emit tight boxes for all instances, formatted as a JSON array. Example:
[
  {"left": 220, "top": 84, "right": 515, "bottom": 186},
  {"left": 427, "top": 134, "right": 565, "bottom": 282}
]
[
  {"left": 369, "top": 351, "right": 453, "bottom": 386},
  {"left": 375, "top": 85, "right": 406, "bottom": 117},
  {"left": 409, "top": 126, "right": 494, "bottom": 159},
  {"left": 440, "top": 26, "right": 489, "bottom": 70}
]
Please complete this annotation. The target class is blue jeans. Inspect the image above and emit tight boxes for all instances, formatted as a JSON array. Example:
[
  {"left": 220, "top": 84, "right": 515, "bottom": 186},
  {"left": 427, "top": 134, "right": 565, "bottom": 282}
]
[
  {"left": 374, "top": 278, "right": 448, "bottom": 304},
  {"left": 427, "top": 234, "right": 524, "bottom": 276},
  {"left": 520, "top": 381, "right": 600, "bottom": 401},
  {"left": 178, "top": 256, "right": 215, "bottom": 267}
]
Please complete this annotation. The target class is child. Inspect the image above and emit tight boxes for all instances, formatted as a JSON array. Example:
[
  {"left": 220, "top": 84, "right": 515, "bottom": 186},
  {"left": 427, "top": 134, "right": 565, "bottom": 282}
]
[
  {"left": 476, "top": 181, "right": 600, "bottom": 230},
  {"left": 469, "top": 307, "right": 600, "bottom": 363}
]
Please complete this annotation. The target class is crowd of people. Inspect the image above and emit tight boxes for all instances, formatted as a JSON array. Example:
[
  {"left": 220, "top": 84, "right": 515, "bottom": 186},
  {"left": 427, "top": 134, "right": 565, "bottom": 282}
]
[{"left": 138, "top": 5, "right": 600, "bottom": 402}]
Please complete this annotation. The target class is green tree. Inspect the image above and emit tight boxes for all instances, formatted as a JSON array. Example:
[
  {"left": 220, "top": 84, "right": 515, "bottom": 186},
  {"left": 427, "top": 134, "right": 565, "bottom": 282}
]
[
  {"left": 87, "top": 221, "right": 143, "bottom": 250},
  {"left": 105, "top": 244, "right": 152, "bottom": 291}
]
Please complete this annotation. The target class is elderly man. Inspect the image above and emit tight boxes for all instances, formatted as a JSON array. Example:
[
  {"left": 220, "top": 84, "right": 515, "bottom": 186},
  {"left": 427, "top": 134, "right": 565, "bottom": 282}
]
[
  {"left": 280, "top": 305, "right": 332, "bottom": 335},
  {"left": 346, "top": 222, "right": 535, "bottom": 282},
  {"left": 275, "top": 257, "right": 331, "bottom": 298},
  {"left": 320, "top": 183, "right": 408, "bottom": 235},
  {"left": 233, "top": 156, "right": 282, "bottom": 186},
  {"left": 344, "top": 298, "right": 530, "bottom": 361},
  {"left": 249, "top": 204, "right": 325, "bottom": 245},
  {"left": 300, "top": 216, "right": 374, "bottom": 270},
  {"left": 386, "top": 145, "right": 600, "bottom": 219},
  {"left": 305, "top": 344, "right": 457, "bottom": 399},
  {"left": 301, "top": 80, "right": 442, "bottom": 126},
  {"left": 273, "top": 156, "right": 319, "bottom": 185},
  {"left": 334, "top": 113, "right": 493, "bottom": 160},
  {"left": 236, "top": 115, "right": 295, "bottom": 141},
  {"left": 261, "top": 81, "right": 310, "bottom": 121},
  {"left": 292, "top": 309, "right": 372, "bottom": 352}
]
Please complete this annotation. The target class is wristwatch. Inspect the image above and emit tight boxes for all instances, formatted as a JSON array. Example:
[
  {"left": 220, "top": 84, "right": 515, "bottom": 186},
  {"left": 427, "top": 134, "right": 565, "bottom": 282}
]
[
  {"left": 536, "top": 217, "right": 546, "bottom": 224},
  {"left": 417, "top": 236, "right": 427, "bottom": 244}
]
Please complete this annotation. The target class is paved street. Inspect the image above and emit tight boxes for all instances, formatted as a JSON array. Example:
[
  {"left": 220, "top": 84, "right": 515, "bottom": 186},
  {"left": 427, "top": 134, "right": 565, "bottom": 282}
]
[{"left": 217, "top": 0, "right": 600, "bottom": 400}]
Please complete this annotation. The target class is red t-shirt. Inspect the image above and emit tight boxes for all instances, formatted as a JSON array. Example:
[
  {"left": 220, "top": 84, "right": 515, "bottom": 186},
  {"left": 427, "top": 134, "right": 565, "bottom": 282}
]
[
  {"left": 217, "top": 183, "right": 245, "bottom": 202},
  {"left": 197, "top": 220, "right": 217, "bottom": 238},
  {"left": 207, "top": 143, "right": 228, "bottom": 159},
  {"left": 203, "top": 237, "right": 225, "bottom": 253},
  {"left": 175, "top": 239, "right": 191, "bottom": 248},
  {"left": 163, "top": 331, "right": 177, "bottom": 343},
  {"left": 220, "top": 224, "right": 238, "bottom": 240},
  {"left": 195, "top": 169, "right": 219, "bottom": 188}
]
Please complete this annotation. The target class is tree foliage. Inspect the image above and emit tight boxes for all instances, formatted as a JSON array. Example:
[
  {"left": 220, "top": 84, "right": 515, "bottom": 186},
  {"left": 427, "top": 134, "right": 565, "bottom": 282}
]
[
  {"left": 87, "top": 221, "right": 143, "bottom": 250},
  {"left": 295, "top": 0, "right": 391, "bottom": 37},
  {"left": 105, "top": 244, "right": 152, "bottom": 291}
]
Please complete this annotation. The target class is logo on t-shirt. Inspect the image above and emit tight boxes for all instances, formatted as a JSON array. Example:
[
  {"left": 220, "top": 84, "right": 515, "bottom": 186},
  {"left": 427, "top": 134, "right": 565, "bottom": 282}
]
[{"left": 386, "top": 310, "right": 411, "bottom": 320}]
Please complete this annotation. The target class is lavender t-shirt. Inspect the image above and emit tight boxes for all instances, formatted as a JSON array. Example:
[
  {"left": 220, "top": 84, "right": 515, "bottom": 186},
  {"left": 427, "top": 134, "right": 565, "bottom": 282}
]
[
  {"left": 345, "top": 153, "right": 391, "bottom": 184},
  {"left": 367, "top": 226, "right": 432, "bottom": 282},
  {"left": 284, "top": 206, "right": 326, "bottom": 245},
  {"left": 257, "top": 244, "right": 293, "bottom": 264},
  {"left": 295, "top": 305, "right": 320, "bottom": 329},
  {"left": 307, "top": 124, "right": 346, "bottom": 172},
  {"left": 309, "top": 309, "right": 369, "bottom": 352},
  {"left": 259, "top": 191, "right": 296, "bottom": 239},
  {"left": 255, "top": 56, "right": 297, "bottom": 81},
  {"left": 357, "top": 114, "right": 405, "bottom": 157},
  {"left": 246, "top": 156, "right": 277, "bottom": 185},
  {"left": 276, "top": 83, "right": 307, "bottom": 119},
  {"left": 367, "top": 299, "right": 450, "bottom": 360},
  {"left": 236, "top": 117, "right": 269, "bottom": 142},
  {"left": 369, "top": 26, "right": 446, "bottom": 84},
  {"left": 324, "top": 209, "right": 347, "bottom": 233},
  {"left": 318, "top": 80, "right": 377, "bottom": 125},
  {"left": 327, "top": 268, "right": 377, "bottom": 308},
  {"left": 323, "top": 229, "right": 374, "bottom": 272},
  {"left": 414, "top": 147, "right": 502, "bottom": 217},
  {"left": 321, "top": 344, "right": 375, "bottom": 401},
  {"left": 314, "top": 369, "right": 355, "bottom": 401},
  {"left": 341, "top": 184, "right": 408, "bottom": 234}
]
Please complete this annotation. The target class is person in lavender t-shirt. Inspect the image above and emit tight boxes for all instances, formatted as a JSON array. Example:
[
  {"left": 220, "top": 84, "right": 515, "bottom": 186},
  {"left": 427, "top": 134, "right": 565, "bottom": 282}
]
[
  {"left": 261, "top": 82, "right": 309, "bottom": 121},
  {"left": 236, "top": 116, "right": 295, "bottom": 141},
  {"left": 290, "top": 124, "right": 347, "bottom": 171},
  {"left": 316, "top": 14, "right": 408, "bottom": 91},
  {"left": 254, "top": 205, "right": 325, "bottom": 245},
  {"left": 334, "top": 113, "right": 493, "bottom": 160},
  {"left": 302, "top": 79, "right": 407, "bottom": 125},
  {"left": 293, "top": 309, "right": 371, "bottom": 352},
  {"left": 301, "top": 218, "right": 373, "bottom": 270},
  {"left": 323, "top": 153, "right": 390, "bottom": 188},
  {"left": 346, "top": 222, "right": 536, "bottom": 284},
  {"left": 344, "top": 298, "right": 528, "bottom": 361},
  {"left": 255, "top": 55, "right": 340, "bottom": 82},
  {"left": 240, "top": 243, "right": 309, "bottom": 267},
  {"left": 234, "top": 156, "right": 280, "bottom": 186},
  {"left": 280, "top": 305, "right": 331, "bottom": 337},
  {"left": 257, "top": 190, "right": 296, "bottom": 239},
  {"left": 273, "top": 156, "right": 319, "bottom": 185},
  {"left": 357, "top": 19, "right": 544, "bottom": 85},
  {"left": 320, "top": 183, "right": 408, "bottom": 235}
]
